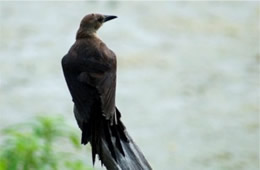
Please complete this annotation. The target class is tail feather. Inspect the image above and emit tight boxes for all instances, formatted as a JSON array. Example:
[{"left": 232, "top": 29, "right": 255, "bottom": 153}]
[
  {"left": 104, "top": 119, "right": 118, "bottom": 162},
  {"left": 98, "top": 128, "right": 152, "bottom": 170},
  {"left": 89, "top": 109, "right": 152, "bottom": 170},
  {"left": 111, "top": 122, "right": 125, "bottom": 156},
  {"left": 91, "top": 113, "right": 98, "bottom": 165}
]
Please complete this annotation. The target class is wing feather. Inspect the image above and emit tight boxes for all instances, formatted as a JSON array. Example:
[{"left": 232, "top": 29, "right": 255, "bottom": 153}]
[{"left": 61, "top": 40, "right": 117, "bottom": 127}]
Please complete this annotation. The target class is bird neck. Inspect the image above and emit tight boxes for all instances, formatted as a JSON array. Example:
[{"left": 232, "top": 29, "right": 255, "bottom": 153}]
[{"left": 76, "top": 27, "right": 97, "bottom": 40}]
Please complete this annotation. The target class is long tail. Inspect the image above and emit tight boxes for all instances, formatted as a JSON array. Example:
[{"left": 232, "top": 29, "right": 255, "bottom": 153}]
[{"left": 89, "top": 108, "right": 152, "bottom": 170}]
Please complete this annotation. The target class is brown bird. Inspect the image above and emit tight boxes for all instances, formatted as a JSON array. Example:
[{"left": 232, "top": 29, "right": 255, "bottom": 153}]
[{"left": 61, "top": 13, "right": 152, "bottom": 170}]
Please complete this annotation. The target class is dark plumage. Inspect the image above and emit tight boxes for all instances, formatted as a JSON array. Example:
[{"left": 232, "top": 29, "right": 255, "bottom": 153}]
[{"left": 61, "top": 13, "right": 152, "bottom": 170}]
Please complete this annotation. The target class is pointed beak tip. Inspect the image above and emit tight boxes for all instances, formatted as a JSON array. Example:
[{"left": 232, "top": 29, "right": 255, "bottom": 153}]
[{"left": 104, "top": 15, "right": 118, "bottom": 22}]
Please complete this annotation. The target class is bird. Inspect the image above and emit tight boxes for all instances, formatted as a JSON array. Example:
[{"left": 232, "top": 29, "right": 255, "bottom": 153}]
[{"left": 61, "top": 13, "right": 152, "bottom": 170}]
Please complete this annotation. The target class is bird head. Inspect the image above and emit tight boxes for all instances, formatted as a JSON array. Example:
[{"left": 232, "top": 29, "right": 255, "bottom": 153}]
[{"left": 76, "top": 13, "right": 117, "bottom": 39}]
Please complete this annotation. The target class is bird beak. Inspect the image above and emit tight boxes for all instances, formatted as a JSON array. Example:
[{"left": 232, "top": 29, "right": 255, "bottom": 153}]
[{"left": 104, "top": 15, "right": 117, "bottom": 22}]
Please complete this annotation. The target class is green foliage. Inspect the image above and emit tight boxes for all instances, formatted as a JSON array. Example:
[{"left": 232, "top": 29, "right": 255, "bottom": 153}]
[{"left": 0, "top": 116, "right": 93, "bottom": 170}]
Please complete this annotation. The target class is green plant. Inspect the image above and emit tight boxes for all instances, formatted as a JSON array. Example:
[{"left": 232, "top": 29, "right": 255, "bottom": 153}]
[{"left": 0, "top": 116, "right": 93, "bottom": 170}]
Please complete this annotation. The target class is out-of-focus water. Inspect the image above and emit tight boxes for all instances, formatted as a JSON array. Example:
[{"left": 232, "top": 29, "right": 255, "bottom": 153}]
[{"left": 0, "top": 2, "right": 259, "bottom": 170}]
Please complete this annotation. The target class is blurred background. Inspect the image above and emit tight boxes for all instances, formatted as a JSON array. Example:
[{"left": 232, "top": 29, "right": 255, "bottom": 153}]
[{"left": 0, "top": 1, "right": 259, "bottom": 170}]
